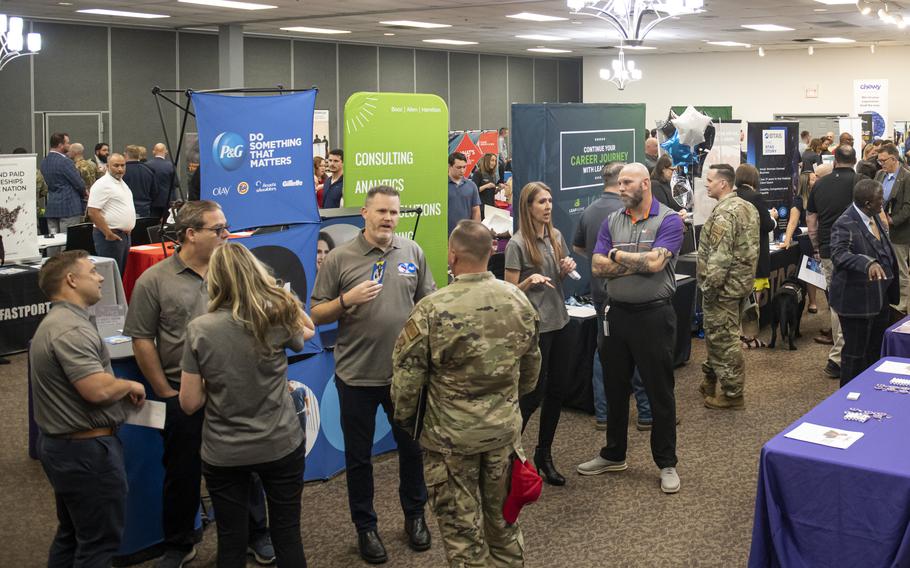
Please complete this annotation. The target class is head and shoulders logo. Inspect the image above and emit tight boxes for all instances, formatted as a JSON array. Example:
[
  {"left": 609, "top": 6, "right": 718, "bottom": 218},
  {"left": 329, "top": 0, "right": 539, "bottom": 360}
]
[{"left": 212, "top": 131, "right": 245, "bottom": 171}]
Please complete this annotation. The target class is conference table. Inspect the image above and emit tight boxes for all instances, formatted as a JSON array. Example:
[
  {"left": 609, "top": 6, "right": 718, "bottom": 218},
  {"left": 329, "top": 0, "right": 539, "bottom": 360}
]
[
  {"left": 122, "top": 232, "right": 253, "bottom": 301},
  {"left": 0, "top": 256, "right": 126, "bottom": 356},
  {"left": 749, "top": 357, "right": 910, "bottom": 567},
  {"left": 882, "top": 315, "right": 910, "bottom": 359}
]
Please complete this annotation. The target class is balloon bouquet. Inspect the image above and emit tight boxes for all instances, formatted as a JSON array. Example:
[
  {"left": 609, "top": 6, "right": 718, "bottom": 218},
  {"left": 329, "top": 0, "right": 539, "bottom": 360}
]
[{"left": 657, "top": 106, "right": 715, "bottom": 210}]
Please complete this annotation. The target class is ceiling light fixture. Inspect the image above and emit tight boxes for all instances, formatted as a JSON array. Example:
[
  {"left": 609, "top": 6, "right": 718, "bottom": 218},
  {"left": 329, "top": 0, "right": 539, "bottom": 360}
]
[
  {"left": 617, "top": 45, "right": 657, "bottom": 50},
  {"left": 813, "top": 0, "right": 859, "bottom": 4},
  {"left": 706, "top": 40, "right": 752, "bottom": 47},
  {"left": 528, "top": 47, "right": 573, "bottom": 53},
  {"left": 812, "top": 37, "right": 855, "bottom": 43},
  {"left": 870, "top": 43, "right": 876, "bottom": 53},
  {"left": 379, "top": 20, "right": 451, "bottom": 29},
  {"left": 808, "top": 45, "right": 814, "bottom": 55},
  {"left": 741, "top": 24, "right": 794, "bottom": 31},
  {"left": 567, "top": 0, "right": 703, "bottom": 46},
  {"left": 0, "top": 14, "right": 42, "bottom": 70},
  {"left": 758, "top": 46, "right": 765, "bottom": 56},
  {"left": 423, "top": 39, "right": 478, "bottom": 45},
  {"left": 507, "top": 12, "right": 569, "bottom": 22},
  {"left": 177, "top": 0, "right": 276, "bottom": 9},
  {"left": 280, "top": 26, "right": 351, "bottom": 34},
  {"left": 599, "top": 48, "right": 641, "bottom": 90},
  {"left": 77, "top": 8, "right": 169, "bottom": 18},
  {"left": 516, "top": 34, "right": 570, "bottom": 41}
]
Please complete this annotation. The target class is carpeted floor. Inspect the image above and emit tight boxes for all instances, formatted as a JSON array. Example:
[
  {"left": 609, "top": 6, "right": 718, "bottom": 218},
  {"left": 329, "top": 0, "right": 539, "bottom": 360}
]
[{"left": 0, "top": 302, "right": 840, "bottom": 567}]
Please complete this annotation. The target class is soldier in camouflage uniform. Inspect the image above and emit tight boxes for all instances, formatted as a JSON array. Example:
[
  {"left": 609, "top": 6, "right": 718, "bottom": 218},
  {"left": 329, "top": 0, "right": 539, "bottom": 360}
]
[
  {"left": 392, "top": 220, "right": 541, "bottom": 568},
  {"left": 697, "top": 164, "right": 760, "bottom": 409},
  {"left": 68, "top": 143, "right": 97, "bottom": 205}
]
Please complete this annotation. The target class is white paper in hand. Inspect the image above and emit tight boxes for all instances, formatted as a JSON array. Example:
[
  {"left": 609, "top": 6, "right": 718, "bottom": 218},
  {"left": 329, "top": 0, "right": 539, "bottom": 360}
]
[{"left": 125, "top": 400, "right": 166, "bottom": 429}]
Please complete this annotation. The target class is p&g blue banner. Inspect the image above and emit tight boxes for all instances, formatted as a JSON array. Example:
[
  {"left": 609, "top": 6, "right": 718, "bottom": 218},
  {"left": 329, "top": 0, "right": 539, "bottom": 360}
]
[{"left": 194, "top": 90, "right": 320, "bottom": 230}]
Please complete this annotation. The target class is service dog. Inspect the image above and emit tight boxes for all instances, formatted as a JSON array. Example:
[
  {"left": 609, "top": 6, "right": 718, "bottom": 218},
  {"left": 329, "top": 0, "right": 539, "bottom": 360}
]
[{"left": 768, "top": 277, "right": 807, "bottom": 350}]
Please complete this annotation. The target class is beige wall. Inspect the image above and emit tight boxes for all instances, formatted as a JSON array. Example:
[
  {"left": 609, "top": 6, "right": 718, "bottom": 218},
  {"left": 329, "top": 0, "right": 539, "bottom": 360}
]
[{"left": 583, "top": 45, "right": 909, "bottom": 128}]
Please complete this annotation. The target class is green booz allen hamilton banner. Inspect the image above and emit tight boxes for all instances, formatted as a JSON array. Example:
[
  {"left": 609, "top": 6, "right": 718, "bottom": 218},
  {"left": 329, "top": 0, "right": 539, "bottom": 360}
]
[{"left": 343, "top": 92, "right": 449, "bottom": 289}]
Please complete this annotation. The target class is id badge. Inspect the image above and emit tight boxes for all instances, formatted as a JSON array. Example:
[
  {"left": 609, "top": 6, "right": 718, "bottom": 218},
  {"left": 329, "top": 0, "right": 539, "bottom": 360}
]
[
  {"left": 371, "top": 260, "right": 386, "bottom": 284},
  {"left": 602, "top": 306, "right": 610, "bottom": 337}
]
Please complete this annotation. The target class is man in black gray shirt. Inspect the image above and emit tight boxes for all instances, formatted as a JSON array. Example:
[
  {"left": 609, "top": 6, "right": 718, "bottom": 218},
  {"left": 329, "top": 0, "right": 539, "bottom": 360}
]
[
  {"left": 312, "top": 185, "right": 435, "bottom": 564},
  {"left": 31, "top": 250, "right": 146, "bottom": 567},
  {"left": 573, "top": 162, "right": 652, "bottom": 432}
]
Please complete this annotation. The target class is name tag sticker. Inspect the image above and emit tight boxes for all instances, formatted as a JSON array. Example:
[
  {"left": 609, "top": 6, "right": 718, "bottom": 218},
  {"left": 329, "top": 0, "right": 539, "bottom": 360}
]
[{"left": 397, "top": 262, "right": 417, "bottom": 274}]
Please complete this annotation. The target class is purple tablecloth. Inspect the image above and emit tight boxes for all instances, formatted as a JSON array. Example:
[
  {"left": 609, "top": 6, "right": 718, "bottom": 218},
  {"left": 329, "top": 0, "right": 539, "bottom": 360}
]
[
  {"left": 882, "top": 315, "right": 910, "bottom": 359},
  {"left": 749, "top": 357, "right": 910, "bottom": 568}
]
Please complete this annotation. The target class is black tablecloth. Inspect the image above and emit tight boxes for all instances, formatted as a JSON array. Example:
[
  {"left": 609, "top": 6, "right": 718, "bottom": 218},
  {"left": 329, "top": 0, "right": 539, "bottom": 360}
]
[
  {"left": 0, "top": 265, "right": 49, "bottom": 356},
  {"left": 562, "top": 276, "right": 696, "bottom": 414}
]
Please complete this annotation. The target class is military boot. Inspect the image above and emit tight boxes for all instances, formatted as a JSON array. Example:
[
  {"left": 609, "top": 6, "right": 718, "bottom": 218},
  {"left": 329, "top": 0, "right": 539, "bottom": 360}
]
[
  {"left": 699, "top": 377, "right": 716, "bottom": 398},
  {"left": 704, "top": 393, "right": 745, "bottom": 410}
]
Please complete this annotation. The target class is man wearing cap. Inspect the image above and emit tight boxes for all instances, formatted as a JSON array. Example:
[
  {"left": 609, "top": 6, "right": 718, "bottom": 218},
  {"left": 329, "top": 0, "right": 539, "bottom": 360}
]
[
  {"left": 31, "top": 250, "right": 147, "bottom": 566},
  {"left": 392, "top": 220, "right": 541, "bottom": 567}
]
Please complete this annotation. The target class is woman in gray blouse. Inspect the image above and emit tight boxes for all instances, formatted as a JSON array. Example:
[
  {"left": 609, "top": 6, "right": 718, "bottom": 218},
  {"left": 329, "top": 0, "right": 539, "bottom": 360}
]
[
  {"left": 180, "top": 242, "right": 315, "bottom": 568},
  {"left": 504, "top": 181, "right": 577, "bottom": 486}
]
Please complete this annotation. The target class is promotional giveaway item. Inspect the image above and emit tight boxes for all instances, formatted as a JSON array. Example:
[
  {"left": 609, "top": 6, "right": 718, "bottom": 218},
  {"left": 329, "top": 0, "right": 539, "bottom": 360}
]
[{"left": 371, "top": 259, "right": 386, "bottom": 284}]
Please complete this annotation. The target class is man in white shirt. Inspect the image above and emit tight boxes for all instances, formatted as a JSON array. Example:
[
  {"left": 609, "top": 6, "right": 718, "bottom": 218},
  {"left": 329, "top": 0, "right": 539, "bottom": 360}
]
[{"left": 87, "top": 153, "right": 136, "bottom": 275}]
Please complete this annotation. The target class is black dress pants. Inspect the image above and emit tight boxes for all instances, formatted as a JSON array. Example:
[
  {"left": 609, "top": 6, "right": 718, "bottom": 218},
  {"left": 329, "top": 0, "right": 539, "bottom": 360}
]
[
  {"left": 161, "top": 393, "right": 268, "bottom": 552},
  {"left": 839, "top": 304, "right": 890, "bottom": 387},
  {"left": 519, "top": 329, "right": 566, "bottom": 450},
  {"left": 202, "top": 441, "right": 307, "bottom": 568},
  {"left": 600, "top": 302, "right": 678, "bottom": 469},
  {"left": 335, "top": 379, "right": 427, "bottom": 533},
  {"left": 38, "top": 434, "right": 127, "bottom": 568}
]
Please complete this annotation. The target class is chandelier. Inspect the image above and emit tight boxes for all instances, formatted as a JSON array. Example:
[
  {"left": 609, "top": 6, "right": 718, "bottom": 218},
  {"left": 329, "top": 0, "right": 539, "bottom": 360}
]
[
  {"left": 599, "top": 49, "right": 642, "bottom": 90},
  {"left": 0, "top": 15, "right": 42, "bottom": 71},
  {"left": 567, "top": 0, "right": 704, "bottom": 46},
  {"left": 857, "top": 1, "right": 910, "bottom": 28}
]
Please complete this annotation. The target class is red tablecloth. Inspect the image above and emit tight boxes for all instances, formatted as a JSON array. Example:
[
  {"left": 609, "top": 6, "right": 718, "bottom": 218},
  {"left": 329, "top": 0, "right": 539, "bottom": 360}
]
[{"left": 123, "top": 232, "right": 252, "bottom": 302}]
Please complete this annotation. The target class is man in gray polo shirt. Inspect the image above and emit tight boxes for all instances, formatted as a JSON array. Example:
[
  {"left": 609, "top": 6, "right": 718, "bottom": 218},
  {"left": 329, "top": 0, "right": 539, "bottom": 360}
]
[
  {"left": 576, "top": 162, "right": 685, "bottom": 495},
  {"left": 31, "top": 250, "right": 146, "bottom": 567},
  {"left": 312, "top": 185, "right": 435, "bottom": 565},
  {"left": 124, "top": 200, "right": 275, "bottom": 567}
]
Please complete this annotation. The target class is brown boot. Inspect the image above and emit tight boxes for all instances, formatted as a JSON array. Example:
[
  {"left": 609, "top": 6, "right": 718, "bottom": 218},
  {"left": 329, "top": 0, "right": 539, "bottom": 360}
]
[
  {"left": 704, "top": 393, "right": 745, "bottom": 410},
  {"left": 699, "top": 377, "right": 716, "bottom": 398}
]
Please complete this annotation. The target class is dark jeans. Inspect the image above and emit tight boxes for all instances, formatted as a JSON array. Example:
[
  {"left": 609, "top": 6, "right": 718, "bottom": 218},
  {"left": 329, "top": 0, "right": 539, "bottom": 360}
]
[
  {"left": 37, "top": 433, "right": 127, "bottom": 568},
  {"left": 335, "top": 379, "right": 427, "bottom": 533},
  {"left": 520, "top": 329, "right": 566, "bottom": 450},
  {"left": 161, "top": 394, "right": 268, "bottom": 552},
  {"left": 600, "top": 303, "right": 678, "bottom": 469},
  {"left": 92, "top": 228, "right": 130, "bottom": 276},
  {"left": 202, "top": 442, "right": 307, "bottom": 568},
  {"left": 839, "top": 305, "right": 890, "bottom": 387}
]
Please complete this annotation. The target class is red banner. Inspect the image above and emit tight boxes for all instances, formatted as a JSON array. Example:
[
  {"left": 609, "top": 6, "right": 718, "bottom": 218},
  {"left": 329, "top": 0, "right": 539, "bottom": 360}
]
[
  {"left": 454, "top": 135, "right": 483, "bottom": 177},
  {"left": 477, "top": 130, "right": 499, "bottom": 157}
]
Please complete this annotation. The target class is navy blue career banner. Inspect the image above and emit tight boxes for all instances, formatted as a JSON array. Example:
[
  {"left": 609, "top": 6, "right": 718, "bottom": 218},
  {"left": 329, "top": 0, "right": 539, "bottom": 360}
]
[{"left": 194, "top": 90, "right": 321, "bottom": 230}]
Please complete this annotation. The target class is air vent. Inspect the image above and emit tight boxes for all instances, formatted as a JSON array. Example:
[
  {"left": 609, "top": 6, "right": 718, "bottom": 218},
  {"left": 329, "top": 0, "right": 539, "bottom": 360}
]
[
  {"left": 813, "top": 20, "right": 861, "bottom": 28},
  {"left": 791, "top": 38, "right": 814, "bottom": 43}
]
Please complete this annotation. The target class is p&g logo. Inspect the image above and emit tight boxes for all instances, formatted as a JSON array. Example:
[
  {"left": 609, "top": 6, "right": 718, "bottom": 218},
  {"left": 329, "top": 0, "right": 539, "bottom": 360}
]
[{"left": 212, "top": 131, "right": 245, "bottom": 171}]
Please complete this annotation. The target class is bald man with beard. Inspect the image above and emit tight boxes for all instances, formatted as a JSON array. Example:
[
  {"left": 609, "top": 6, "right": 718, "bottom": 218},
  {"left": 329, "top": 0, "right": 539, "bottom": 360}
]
[{"left": 576, "top": 162, "right": 686, "bottom": 495}]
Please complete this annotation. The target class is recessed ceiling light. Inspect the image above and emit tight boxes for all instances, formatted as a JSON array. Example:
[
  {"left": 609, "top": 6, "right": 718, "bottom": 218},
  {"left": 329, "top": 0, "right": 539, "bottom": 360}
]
[
  {"left": 281, "top": 26, "right": 351, "bottom": 34},
  {"left": 813, "top": 37, "right": 855, "bottom": 43},
  {"left": 384, "top": 33, "right": 395, "bottom": 36},
  {"left": 507, "top": 12, "right": 568, "bottom": 22},
  {"left": 706, "top": 41, "right": 752, "bottom": 47},
  {"left": 77, "top": 8, "right": 169, "bottom": 18},
  {"left": 516, "top": 34, "right": 569, "bottom": 41},
  {"left": 741, "top": 24, "right": 794, "bottom": 32},
  {"left": 379, "top": 20, "right": 451, "bottom": 29},
  {"left": 528, "top": 47, "right": 573, "bottom": 53},
  {"left": 814, "top": 8, "right": 828, "bottom": 12},
  {"left": 58, "top": 1, "right": 73, "bottom": 5},
  {"left": 178, "top": 0, "right": 275, "bottom": 9},
  {"left": 813, "top": 0, "right": 857, "bottom": 4},
  {"left": 423, "top": 39, "right": 478, "bottom": 45},
  {"left": 617, "top": 45, "right": 657, "bottom": 50}
]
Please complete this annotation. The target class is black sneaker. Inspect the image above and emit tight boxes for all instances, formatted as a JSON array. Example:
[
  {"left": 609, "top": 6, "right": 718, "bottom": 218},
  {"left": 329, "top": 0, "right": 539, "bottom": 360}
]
[
  {"left": 824, "top": 360, "right": 840, "bottom": 379},
  {"left": 248, "top": 533, "right": 276, "bottom": 565},
  {"left": 156, "top": 546, "right": 197, "bottom": 568}
]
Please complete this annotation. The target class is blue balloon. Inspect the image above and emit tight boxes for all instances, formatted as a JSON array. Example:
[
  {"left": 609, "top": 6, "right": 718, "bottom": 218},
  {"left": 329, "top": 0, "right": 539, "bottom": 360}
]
[{"left": 660, "top": 132, "right": 694, "bottom": 166}]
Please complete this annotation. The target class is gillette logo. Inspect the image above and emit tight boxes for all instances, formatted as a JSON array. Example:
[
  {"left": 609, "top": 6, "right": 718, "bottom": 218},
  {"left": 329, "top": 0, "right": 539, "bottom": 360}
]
[
  {"left": 212, "top": 131, "right": 245, "bottom": 171},
  {"left": 282, "top": 179, "right": 304, "bottom": 188}
]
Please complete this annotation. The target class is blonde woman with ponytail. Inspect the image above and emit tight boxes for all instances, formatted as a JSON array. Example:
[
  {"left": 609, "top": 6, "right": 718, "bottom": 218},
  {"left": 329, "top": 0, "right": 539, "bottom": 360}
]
[
  {"left": 504, "top": 181, "right": 577, "bottom": 486},
  {"left": 179, "top": 242, "right": 314, "bottom": 567}
]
